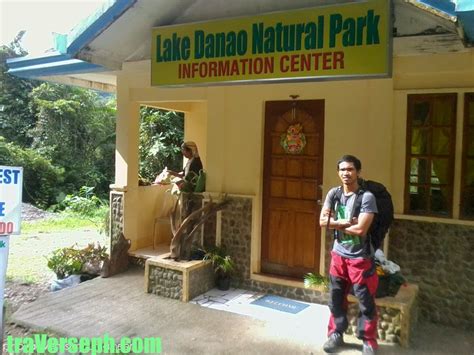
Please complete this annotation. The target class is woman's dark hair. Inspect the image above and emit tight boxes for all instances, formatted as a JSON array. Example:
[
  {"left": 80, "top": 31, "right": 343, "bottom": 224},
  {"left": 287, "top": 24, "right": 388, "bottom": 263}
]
[{"left": 337, "top": 155, "right": 362, "bottom": 171}]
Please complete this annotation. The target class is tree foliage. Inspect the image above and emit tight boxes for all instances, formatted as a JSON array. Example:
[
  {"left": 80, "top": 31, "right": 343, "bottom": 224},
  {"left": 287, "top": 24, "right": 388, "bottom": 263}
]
[
  {"left": 29, "top": 83, "right": 116, "bottom": 197},
  {"left": 0, "top": 32, "right": 40, "bottom": 146},
  {"left": 139, "top": 107, "right": 184, "bottom": 183},
  {"left": 0, "top": 137, "right": 64, "bottom": 208}
]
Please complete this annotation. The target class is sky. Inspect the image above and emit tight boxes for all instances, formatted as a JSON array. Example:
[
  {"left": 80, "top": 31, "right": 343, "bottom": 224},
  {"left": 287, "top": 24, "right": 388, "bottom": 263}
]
[{"left": 0, "top": 0, "right": 108, "bottom": 55}]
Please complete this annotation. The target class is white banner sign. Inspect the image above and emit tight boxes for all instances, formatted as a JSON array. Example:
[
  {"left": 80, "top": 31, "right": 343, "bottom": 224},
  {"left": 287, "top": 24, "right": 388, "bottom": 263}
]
[
  {"left": 0, "top": 166, "right": 23, "bottom": 235},
  {"left": 0, "top": 235, "right": 10, "bottom": 341},
  {"left": 0, "top": 166, "right": 22, "bottom": 343}
]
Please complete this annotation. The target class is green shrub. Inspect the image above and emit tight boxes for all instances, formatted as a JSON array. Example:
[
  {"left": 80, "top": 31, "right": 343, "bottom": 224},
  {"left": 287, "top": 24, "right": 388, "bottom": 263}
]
[
  {"left": 46, "top": 247, "right": 82, "bottom": 279},
  {"left": 46, "top": 243, "right": 108, "bottom": 279},
  {"left": 0, "top": 136, "right": 64, "bottom": 208},
  {"left": 55, "top": 186, "right": 108, "bottom": 218}
]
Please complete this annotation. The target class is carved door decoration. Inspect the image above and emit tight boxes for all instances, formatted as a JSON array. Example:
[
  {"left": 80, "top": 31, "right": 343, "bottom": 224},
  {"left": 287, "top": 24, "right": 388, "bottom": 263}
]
[{"left": 280, "top": 123, "right": 307, "bottom": 154}]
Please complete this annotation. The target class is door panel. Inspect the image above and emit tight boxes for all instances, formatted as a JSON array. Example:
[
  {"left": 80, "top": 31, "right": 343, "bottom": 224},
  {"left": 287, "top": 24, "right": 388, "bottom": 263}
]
[{"left": 261, "top": 100, "right": 324, "bottom": 279}]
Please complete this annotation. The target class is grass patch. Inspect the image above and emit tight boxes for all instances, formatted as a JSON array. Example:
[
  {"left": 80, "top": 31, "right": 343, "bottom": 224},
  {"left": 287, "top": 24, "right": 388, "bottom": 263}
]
[
  {"left": 21, "top": 209, "right": 107, "bottom": 234},
  {"left": 21, "top": 216, "right": 98, "bottom": 233}
]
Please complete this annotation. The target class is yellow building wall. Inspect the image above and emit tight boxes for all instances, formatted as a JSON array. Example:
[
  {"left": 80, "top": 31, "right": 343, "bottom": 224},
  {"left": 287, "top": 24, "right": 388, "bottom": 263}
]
[
  {"left": 134, "top": 185, "right": 174, "bottom": 249},
  {"left": 205, "top": 79, "right": 394, "bottom": 196},
  {"left": 115, "top": 49, "right": 474, "bottom": 251}
]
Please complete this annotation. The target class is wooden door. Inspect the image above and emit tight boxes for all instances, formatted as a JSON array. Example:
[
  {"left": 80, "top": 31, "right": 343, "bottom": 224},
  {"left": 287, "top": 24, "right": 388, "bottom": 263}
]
[{"left": 261, "top": 100, "right": 324, "bottom": 279}]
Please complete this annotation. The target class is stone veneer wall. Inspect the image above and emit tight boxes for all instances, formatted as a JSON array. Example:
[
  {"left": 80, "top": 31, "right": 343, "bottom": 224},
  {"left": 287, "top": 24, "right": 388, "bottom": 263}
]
[
  {"left": 220, "top": 196, "right": 252, "bottom": 282},
  {"left": 347, "top": 305, "right": 406, "bottom": 344},
  {"left": 389, "top": 219, "right": 474, "bottom": 330},
  {"left": 203, "top": 215, "right": 216, "bottom": 250},
  {"left": 146, "top": 260, "right": 215, "bottom": 302},
  {"left": 188, "top": 262, "right": 215, "bottom": 300},
  {"left": 147, "top": 265, "right": 183, "bottom": 300},
  {"left": 110, "top": 192, "right": 124, "bottom": 250}
]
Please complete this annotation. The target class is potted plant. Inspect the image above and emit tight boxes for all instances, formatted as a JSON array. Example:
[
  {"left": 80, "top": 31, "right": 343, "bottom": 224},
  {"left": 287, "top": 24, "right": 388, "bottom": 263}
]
[
  {"left": 204, "top": 246, "right": 235, "bottom": 290},
  {"left": 303, "top": 272, "right": 329, "bottom": 291}
]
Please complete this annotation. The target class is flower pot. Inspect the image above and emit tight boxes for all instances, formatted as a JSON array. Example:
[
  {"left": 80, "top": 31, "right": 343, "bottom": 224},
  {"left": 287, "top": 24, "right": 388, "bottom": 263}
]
[{"left": 216, "top": 276, "right": 231, "bottom": 291}]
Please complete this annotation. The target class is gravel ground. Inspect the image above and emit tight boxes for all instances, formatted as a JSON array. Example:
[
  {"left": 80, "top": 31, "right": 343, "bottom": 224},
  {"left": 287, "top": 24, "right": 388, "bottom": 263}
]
[{"left": 20, "top": 203, "right": 58, "bottom": 222}]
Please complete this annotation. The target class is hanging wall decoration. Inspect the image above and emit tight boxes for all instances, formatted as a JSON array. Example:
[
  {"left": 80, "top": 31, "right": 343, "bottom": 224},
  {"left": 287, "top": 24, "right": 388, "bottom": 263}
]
[
  {"left": 280, "top": 96, "right": 306, "bottom": 154},
  {"left": 280, "top": 123, "right": 306, "bottom": 154}
]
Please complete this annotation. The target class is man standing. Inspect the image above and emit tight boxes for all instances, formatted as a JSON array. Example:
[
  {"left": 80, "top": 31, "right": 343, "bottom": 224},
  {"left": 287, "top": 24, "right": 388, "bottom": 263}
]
[{"left": 319, "top": 155, "right": 379, "bottom": 355}]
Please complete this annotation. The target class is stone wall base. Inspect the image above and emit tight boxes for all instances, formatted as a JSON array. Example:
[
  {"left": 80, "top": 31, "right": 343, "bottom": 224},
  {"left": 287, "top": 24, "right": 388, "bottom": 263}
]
[
  {"left": 347, "top": 284, "right": 419, "bottom": 347},
  {"left": 145, "top": 257, "right": 214, "bottom": 302}
]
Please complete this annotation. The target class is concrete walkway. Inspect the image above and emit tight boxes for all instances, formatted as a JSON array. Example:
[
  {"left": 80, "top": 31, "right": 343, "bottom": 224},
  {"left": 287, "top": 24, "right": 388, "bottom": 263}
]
[{"left": 12, "top": 267, "right": 474, "bottom": 354}]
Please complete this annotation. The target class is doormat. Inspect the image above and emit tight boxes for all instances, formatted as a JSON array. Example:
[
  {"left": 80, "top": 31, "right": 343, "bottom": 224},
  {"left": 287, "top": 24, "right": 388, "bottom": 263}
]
[{"left": 250, "top": 295, "right": 310, "bottom": 314}]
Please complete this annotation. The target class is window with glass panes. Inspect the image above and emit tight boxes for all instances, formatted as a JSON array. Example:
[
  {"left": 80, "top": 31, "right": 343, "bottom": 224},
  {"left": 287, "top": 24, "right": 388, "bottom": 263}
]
[
  {"left": 405, "top": 94, "right": 457, "bottom": 217},
  {"left": 461, "top": 93, "right": 474, "bottom": 219}
]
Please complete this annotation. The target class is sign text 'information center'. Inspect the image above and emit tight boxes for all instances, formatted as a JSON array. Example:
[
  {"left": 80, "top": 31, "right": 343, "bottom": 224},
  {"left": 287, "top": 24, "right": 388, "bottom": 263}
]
[{"left": 151, "top": 0, "right": 390, "bottom": 86}]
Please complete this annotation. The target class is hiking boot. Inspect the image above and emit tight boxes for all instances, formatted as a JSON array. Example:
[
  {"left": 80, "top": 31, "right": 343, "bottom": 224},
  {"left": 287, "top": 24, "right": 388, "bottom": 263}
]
[
  {"left": 323, "top": 332, "right": 344, "bottom": 353},
  {"left": 362, "top": 341, "right": 376, "bottom": 355}
]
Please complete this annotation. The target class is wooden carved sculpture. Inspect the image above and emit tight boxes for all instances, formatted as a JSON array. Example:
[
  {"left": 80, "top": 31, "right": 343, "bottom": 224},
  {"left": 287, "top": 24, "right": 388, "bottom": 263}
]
[{"left": 169, "top": 194, "right": 227, "bottom": 260}]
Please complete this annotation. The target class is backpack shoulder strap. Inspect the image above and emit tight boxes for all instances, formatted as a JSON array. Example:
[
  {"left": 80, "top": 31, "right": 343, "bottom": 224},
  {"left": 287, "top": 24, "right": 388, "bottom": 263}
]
[
  {"left": 334, "top": 186, "right": 343, "bottom": 203},
  {"left": 326, "top": 186, "right": 343, "bottom": 231},
  {"left": 350, "top": 187, "right": 365, "bottom": 219},
  {"left": 326, "top": 186, "right": 343, "bottom": 208}
]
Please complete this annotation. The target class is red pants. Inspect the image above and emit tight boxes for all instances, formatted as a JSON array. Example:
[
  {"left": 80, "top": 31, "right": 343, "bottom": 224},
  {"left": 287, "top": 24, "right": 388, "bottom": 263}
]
[{"left": 328, "top": 251, "right": 379, "bottom": 348}]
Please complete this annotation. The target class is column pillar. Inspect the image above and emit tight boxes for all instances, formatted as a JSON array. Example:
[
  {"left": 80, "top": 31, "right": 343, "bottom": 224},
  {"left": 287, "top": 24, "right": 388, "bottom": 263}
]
[{"left": 111, "top": 74, "right": 140, "bottom": 249}]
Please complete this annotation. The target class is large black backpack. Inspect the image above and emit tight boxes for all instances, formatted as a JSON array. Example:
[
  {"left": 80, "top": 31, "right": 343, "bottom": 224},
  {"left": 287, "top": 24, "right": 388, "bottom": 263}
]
[{"left": 332, "top": 179, "right": 394, "bottom": 250}]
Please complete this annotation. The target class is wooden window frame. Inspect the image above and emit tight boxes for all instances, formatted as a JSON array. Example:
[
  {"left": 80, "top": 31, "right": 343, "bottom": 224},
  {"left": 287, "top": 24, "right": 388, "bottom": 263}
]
[
  {"left": 404, "top": 93, "right": 457, "bottom": 218},
  {"left": 460, "top": 93, "right": 474, "bottom": 220}
]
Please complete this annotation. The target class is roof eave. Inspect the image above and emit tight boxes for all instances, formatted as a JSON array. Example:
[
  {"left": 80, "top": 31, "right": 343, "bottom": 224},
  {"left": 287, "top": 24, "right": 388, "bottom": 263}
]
[
  {"left": 6, "top": 0, "right": 137, "bottom": 80},
  {"left": 66, "top": 0, "right": 137, "bottom": 55},
  {"left": 7, "top": 58, "right": 105, "bottom": 79}
]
